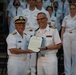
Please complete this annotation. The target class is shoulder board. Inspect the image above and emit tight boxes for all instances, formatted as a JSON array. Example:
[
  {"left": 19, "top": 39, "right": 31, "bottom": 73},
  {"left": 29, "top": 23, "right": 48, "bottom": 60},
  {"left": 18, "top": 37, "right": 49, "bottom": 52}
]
[
  {"left": 49, "top": 26, "right": 56, "bottom": 29},
  {"left": 35, "top": 28, "right": 39, "bottom": 31},
  {"left": 11, "top": 31, "right": 17, "bottom": 35},
  {"left": 24, "top": 33, "right": 27, "bottom": 35}
]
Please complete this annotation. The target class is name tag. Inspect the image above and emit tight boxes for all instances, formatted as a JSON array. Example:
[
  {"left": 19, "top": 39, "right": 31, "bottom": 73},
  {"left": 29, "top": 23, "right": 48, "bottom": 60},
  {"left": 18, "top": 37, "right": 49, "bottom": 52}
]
[
  {"left": 46, "top": 35, "right": 52, "bottom": 37},
  {"left": 18, "top": 41, "right": 21, "bottom": 43}
]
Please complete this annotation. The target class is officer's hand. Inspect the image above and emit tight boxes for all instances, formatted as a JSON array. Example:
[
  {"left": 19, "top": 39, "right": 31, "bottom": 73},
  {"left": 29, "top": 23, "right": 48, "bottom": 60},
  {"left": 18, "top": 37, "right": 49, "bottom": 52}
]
[
  {"left": 26, "top": 49, "right": 35, "bottom": 53},
  {"left": 38, "top": 46, "right": 46, "bottom": 50}
]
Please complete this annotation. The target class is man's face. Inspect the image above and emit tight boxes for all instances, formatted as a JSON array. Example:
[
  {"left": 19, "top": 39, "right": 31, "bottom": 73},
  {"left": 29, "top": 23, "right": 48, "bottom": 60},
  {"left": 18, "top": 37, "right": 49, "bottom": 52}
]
[
  {"left": 28, "top": 0, "right": 36, "bottom": 6},
  {"left": 14, "top": 0, "right": 20, "bottom": 7},
  {"left": 37, "top": 13, "right": 47, "bottom": 28},
  {"left": 36, "top": 0, "right": 42, "bottom": 8},
  {"left": 53, "top": 2, "right": 58, "bottom": 10},
  {"left": 46, "top": 7, "right": 53, "bottom": 15},
  {"left": 70, "top": 5, "right": 76, "bottom": 14},
  {"left": 15, "top": 23, "right": 25, "bottom": 33}
]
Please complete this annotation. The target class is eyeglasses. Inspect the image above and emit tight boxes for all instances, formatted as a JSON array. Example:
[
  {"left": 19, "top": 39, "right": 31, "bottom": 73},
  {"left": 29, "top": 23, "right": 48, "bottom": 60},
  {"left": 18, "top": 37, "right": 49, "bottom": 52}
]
[{"left": 37, "top": 17, "right": 46, "bottom": 21}]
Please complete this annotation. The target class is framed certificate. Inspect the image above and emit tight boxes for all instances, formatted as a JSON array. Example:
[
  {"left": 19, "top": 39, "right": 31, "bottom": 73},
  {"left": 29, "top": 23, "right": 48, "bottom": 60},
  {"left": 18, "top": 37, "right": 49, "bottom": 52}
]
[{"left": 28, "top": 36, "right": 42, "bottom": 52}]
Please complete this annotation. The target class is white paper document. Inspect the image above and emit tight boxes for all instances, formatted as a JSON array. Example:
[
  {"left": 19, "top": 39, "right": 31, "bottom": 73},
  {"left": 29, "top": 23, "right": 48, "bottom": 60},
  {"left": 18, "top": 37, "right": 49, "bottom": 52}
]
[{"left": 28, "top": 36, "right": 42, "bottom": 52}]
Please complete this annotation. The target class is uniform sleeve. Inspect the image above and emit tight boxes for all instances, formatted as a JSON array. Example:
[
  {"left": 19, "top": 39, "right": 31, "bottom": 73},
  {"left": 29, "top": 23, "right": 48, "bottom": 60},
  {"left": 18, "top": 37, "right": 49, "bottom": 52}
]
[
  {"left": 26, "top": 35, "right": 30, "bottom": 45},
  {"left": 6, "top": 34, "right": 17, "bottom": 49},
  {"left": 56, "top": 10, "right": 62, "bottom": 20},
  {"left": 62, "top": 17, "right": 66, "bottom": 27},
  {"left": 8, "top": 9, "right": 12, "bottom": 17},
  {"left": 46, "top": 11, "right": 50, "bottom": 22},
  {"left": 22, "top": 9, "right": 26, "bottom": 15},
  {"left": 54, "top": 17, "right": 58, "bottom": 28},
  {"left": 7, "top": 1, "right": 12, "bottom": 11},
  {"left": 53, "top": 29, "right": 61, "bottom": 44}
]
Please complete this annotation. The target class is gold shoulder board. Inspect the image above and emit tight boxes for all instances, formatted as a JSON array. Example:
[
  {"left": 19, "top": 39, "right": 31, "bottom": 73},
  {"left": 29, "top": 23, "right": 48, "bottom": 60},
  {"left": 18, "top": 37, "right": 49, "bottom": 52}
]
[
  {"left": 49, "top": 26, "right": 56, "bottom": 29},
  {"left": 11, "top": 32, "right": 17, "bottom": 35},
  {"left": 24, "top": 33, "right": 27, "bottom": 35},
  {"left": 35, "top": 28, "right": 39, "bottom": 31}
]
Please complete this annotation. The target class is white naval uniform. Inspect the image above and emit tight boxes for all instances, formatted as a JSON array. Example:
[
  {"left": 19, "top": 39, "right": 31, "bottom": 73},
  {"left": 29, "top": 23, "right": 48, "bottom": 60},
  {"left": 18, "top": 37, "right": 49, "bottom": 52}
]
[
  {"left": 47, "top": 1, "right": 54, "bottom": 8},
  {"left": 59, "top": 1, "right": 70, "bottom": 19},
  {"left": 8, "top": 6, "right": 23, "bottom": 33},
  {"left": 62, "top": 14, "right": 76, "bottom": 75},
  {"left": 47, "top": 1, "right": 62, "bottom": 10},
  {"left": 22, "top": 7, "right": 39, "bottom": 34},
  {"left": 53, "top": 9, "right": 62, "bottom": 31},
  {"left": 42, "top": 0, "right": 50, "bottom": 9},
  {"left": 6, "top": 30, "right": 30, "bottom": 75},
  {"left": 50, "top": 15, "right": 57, "bottom": 28},
  {"left": 22, "top": 8, "right": 39, "bottom": 75},
  {"left": 36, "top": 25, "right": 61, "bottom": 75},
  {"left": 7, "top": 0, "right": 26, "bottom": 10}
]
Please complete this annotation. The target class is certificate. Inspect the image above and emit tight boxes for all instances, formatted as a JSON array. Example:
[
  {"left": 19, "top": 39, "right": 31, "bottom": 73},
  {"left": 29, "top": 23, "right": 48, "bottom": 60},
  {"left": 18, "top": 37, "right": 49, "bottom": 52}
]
[{"left": 28, "top": 36, "right": 42, "bottom": 52}]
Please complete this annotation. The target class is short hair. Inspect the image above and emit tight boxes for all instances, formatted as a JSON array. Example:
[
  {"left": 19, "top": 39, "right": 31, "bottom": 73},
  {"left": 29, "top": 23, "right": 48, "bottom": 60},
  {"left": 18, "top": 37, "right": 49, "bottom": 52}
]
[
  {"left": 13, "top": 0, "right": 21, "bottom": 6},
  {"left": 46, "top": 6, "right": 53, "bottom": 11},
  {"left": 69, "top": 3, "right": 76, "bottom": 8},
  {"left": 37, "top": 12, "right": 47, "bottom": 17},
  {"left": 53, "top": 1, "right": 58, "bottom": 6}
]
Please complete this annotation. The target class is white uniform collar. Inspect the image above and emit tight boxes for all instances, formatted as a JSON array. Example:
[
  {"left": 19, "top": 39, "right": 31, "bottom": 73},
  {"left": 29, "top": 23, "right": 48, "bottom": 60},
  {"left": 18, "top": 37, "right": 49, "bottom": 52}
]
[
  {"left": 15, "top": 29, "right": 25, "bottom": 37},
  {"left": 39, "top": 7, "right": 45, "bottom": 11},
  {"left": 28, "top": 7, "right": 38, "bottom": 12},
  {"left": 38, "top": 24, "right": 50, "bottom": 33},
  {"left": 68, "top": 14, "right": 76, "bottom": 19}
]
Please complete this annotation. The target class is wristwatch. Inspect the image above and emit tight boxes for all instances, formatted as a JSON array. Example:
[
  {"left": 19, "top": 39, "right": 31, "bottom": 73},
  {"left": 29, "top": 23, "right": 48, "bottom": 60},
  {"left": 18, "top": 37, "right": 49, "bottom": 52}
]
[{"left": 45, "top": 46, "right": 48, "bottom": 50}]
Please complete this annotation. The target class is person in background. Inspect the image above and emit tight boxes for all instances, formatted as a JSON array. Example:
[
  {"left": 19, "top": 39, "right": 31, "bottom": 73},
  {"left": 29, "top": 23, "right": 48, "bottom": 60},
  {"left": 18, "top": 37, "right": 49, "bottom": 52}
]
[
  {"left": 46, "top": 6, "right": 58, "bottom": 29},
  {"left": 35, "top": 0, "right": 50, "bottom": 24},
  {"left": 7, "top": 0, "right": 27, "bottom": 10},
  {"left": 53, "top": 1, "right": 62, "bottom": 32},
  {"left": 59, "top": 0, "right": 70, "bottom": 19},
  {"left": 61, "top": 3, "right": 76, "bottom": 75},
  {"left": 22, "top": 0, "right": 39, "bottom": 75},
  {"left": 48, "top": 0, "right": 55, "bottom": 7},
  {"left": 8, "top": 0, "right": 24, "bottom": 33},
  {"left": 6, "top": 15, "right": 34, "bottom": 75},
  {"left": 36, "top": 12, "right": 61, "bottom": 75},
  {"left": 19, "top": 0, "right": 28, "bottom": 9},
  {"left": 42, "top": 0, "right": 50, "bottom": 9}
]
